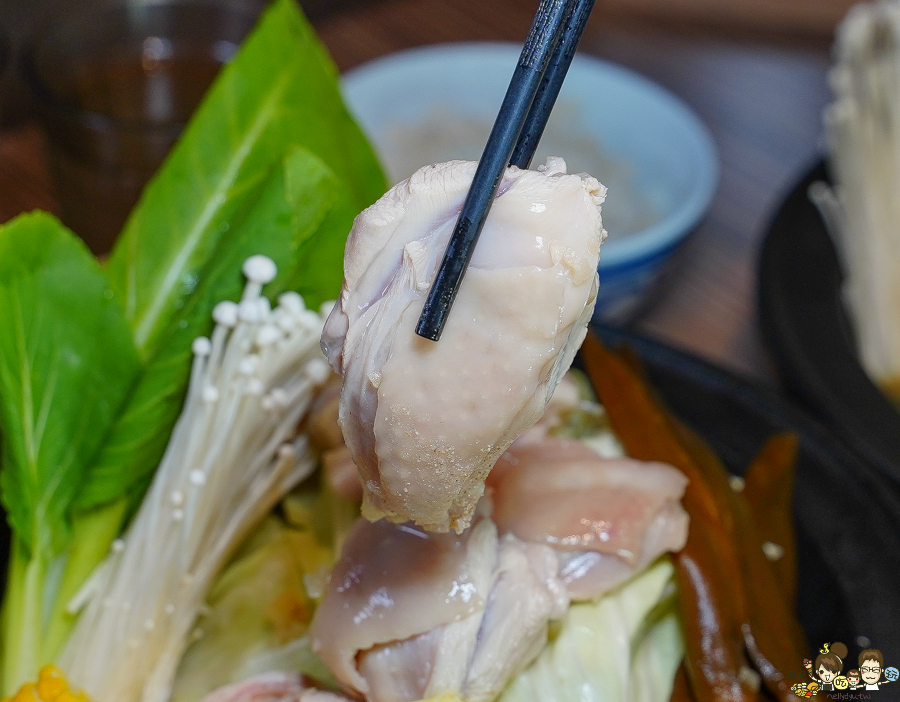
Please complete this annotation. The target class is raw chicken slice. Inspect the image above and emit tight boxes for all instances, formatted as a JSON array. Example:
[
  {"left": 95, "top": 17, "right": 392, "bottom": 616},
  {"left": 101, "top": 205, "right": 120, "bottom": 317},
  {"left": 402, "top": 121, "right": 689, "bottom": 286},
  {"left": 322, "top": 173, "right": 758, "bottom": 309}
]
[
  {"left": 310, "top": 438, "right": 689, "bottom": 702},
  {"left": 462, "top": 537, "right": 569, "bottom": 702},
  {"left": 315, "top": 520, "right": 570, "bottom": 702},
  {"left": 489, "top": 437, "right": 689, "bottom": 599},
  {"left": 309, "top": 514, "right": 498, "bottom": 694},
  {"left": 321, "top": 157, "right": 606, "bottom": 532},
  {"left": 358, "top": 614, "right": 484, "bottom": 702},
  {"left": 357, "top": 536, "right": 569, "bottom": 702},
  {"left": 358, "top": 630, "right": 442, "bottom": 702}
]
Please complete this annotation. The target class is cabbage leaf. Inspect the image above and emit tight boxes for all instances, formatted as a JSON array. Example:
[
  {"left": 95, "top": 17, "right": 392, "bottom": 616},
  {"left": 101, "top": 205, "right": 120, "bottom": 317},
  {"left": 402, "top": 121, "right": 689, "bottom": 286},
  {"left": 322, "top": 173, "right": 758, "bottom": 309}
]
[
  {"left": 171, "top": 516, "right": 338, "bottom": 702},
  {"left": 500, "top": 558, "right": 683, "bottom": 702}
]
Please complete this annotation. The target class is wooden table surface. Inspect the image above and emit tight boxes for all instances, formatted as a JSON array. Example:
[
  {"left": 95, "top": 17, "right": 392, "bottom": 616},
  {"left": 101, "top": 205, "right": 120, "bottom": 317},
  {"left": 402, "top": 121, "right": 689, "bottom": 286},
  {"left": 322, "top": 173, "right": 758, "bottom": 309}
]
[{"left": 0, "top": 0, "right": 835, "bottom": 384}]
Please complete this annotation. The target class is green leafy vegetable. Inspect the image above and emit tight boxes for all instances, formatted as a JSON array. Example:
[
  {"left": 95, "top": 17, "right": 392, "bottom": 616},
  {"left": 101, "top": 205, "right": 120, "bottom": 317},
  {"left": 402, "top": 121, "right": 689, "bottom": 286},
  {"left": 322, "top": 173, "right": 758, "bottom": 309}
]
[
  {"left": 38, "top": 145, "right": 355, "bottom": 669},
  {"left": 500, "top": 558, "right": 683, "bottom": 702},
  {"left": 0, "top": 0, "right": 385, "bottom": 686},
  {"left": 83, "top": 0, "right": 382, "bottom": 512},
  {"left": 0, "top": 212, "right": 140, "bottom": 689},
  {"left": 105, "top": 0, "right": 384, "bottom": 360},
  {"left": 79, "top": 146, "right": 352, "bottom": 511}
]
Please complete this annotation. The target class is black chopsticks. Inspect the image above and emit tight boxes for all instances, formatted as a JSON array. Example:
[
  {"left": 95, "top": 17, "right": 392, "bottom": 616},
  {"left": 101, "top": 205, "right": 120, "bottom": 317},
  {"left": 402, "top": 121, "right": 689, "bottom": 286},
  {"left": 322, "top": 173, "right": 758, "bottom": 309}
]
[
  {"left": 510, "top": 0, "right": 597, "bottom": 169},
  {"left": 415, "top": 0, "right": 596, "bottom": 342}
]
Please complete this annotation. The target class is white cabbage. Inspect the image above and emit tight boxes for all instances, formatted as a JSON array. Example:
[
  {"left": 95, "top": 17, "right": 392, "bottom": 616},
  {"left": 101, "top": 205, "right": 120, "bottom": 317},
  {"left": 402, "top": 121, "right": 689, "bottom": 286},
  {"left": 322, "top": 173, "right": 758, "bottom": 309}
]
[
  {"left": 499, "top": 558, "right": 682, "bottom": 702},
  {"left": 170, "top": 516, "right": 337, "bottom": 702}
]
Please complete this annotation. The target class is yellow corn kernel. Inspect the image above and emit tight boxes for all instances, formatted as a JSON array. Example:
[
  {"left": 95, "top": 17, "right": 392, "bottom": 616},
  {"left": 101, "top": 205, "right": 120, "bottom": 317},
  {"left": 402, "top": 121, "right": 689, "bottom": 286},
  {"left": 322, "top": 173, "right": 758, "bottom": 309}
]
[
  {"left": 36, "top": 681, "right": 66, "bottom": 700},
  {"left": 11, "top": 684, "right": 40, "bottom": 702},
  {"left": 54, "top": 693, "right": 89, "bottom": 702},
  {"left": 37, "top": 668, "right": 64, "bottom": 683},
  {"left": 9, "top": 666, "right": 89, "bottom": 702},
  {"left": 36, "top": 666, "right": 67, "bottom": 701}
]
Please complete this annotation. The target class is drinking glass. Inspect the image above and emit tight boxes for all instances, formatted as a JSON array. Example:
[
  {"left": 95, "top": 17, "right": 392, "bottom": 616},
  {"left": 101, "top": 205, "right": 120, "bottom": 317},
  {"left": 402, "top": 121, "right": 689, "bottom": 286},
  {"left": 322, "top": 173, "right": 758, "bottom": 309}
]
[{"left": 24, "top": 2, "right": 265, "bottom": 253}]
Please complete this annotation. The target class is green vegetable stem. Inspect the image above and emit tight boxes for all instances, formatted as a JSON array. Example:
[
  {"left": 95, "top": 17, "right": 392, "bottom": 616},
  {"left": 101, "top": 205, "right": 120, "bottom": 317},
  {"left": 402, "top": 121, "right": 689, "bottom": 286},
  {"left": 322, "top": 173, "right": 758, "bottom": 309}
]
[
  {"left": 0, "top": 0, "right": 384, "bottom": 690},
  {"left": 0, "top": 213, "right": 141, "bottom": 687}
]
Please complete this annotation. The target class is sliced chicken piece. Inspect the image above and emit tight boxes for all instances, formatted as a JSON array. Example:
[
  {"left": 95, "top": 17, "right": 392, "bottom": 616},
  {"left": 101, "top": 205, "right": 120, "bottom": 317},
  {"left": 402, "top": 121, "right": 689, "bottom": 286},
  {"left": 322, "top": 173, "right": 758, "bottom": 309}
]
[
  {"left": 462, "top": 537, "right": 569, "bottom": 702},
  {"left": 321, "top": 158, "right": 606, "bottom": 533},
  {"left": 311, "top": 436, "right": 689, "bottom": 701},
  {"left": 359, "top": 630, "right": 442, "bottom": 702},
  {"left": 326, "top": 529, "right": 569, "bottom": 702},
  {"left": 357, "top": 536, "right": 570, "bottom": 702},
  {"left": 309, "top": 514, "right": 498, "bottom": 696},
  {"left": 489, "top": 438, "right": 689, "bottom": 599},
  {"left": 359, "top": 614, "right": 484, "bottom": 702}
]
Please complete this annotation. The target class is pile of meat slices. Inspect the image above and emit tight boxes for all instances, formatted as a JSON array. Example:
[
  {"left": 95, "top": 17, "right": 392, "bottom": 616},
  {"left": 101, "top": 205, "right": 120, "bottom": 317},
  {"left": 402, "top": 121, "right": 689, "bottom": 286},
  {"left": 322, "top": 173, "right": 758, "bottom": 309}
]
[{"left": 203, "top": 158, "right": 690, "bottom": 702}]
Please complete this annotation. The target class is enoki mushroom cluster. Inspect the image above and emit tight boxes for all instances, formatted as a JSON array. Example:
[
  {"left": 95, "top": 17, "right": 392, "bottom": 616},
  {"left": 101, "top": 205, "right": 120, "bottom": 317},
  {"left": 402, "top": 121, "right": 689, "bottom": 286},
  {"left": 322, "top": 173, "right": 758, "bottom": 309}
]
[{"left": 59, "top": 256, "right": 333, "bottom": 702}]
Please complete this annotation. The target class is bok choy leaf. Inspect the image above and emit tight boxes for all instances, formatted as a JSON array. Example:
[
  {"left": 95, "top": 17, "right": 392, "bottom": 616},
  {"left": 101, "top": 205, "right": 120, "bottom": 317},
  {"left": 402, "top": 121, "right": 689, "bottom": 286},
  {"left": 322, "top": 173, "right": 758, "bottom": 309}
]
[
  {"left": 78, "top": 146, "right": 353, "bottom": 512},
  {"left": 0, "top": 212, "right": 140, "bottom": 689},
  {"left": 105, "top": 0, "right": 384, "bottom": 360},
  {"left": 40, "top": 145, "right": 353, "bottom": 666},
  {"left": 0, "top": 0, "right": 385, "bottom": 686}
]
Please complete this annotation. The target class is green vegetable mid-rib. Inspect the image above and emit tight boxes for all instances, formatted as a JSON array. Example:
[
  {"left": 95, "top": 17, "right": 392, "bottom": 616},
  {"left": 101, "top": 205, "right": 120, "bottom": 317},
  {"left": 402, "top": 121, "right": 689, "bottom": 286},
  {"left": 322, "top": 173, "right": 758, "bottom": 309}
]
[
  {"left": 105, "top": 0, "right": 383, "bottom": 361},
  {"left": 0, "top": 213, "right": 141, "bottom": 689}
]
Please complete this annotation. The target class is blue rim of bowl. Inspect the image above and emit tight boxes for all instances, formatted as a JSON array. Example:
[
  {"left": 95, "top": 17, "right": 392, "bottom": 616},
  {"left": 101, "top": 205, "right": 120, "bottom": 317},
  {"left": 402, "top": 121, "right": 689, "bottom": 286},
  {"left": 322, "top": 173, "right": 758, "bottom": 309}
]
[{"left": 341, "top": 42, "right": 719, "bottom": 271}]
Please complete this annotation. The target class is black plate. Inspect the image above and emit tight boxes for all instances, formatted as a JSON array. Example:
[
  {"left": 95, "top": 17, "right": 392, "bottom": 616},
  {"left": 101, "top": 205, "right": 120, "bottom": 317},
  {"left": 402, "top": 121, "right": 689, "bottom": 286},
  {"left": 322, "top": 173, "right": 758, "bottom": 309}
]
[
  {"left": 594, "top": 325, "right": 900, "bottom": 675},
  {"left": 759, "top": 161, "right": 900, "bottom": 490}
]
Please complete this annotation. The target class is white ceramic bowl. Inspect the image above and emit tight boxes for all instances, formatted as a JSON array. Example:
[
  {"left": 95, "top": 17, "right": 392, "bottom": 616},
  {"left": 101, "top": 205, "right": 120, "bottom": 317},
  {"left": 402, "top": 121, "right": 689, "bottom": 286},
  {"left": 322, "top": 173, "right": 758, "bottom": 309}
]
[{"left": 341, "top": 43, "right": 718, "bottom": 320}]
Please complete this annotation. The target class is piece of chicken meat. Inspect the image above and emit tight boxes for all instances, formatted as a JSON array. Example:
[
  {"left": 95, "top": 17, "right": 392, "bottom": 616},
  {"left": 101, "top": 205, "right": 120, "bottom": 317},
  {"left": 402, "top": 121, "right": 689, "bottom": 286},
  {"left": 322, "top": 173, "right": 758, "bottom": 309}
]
[
  {"left": 309, "top": 438, "right": 688, "bottom": 702},
  {"left": 488, "top": 437, "right": 689, "bottom": 599},
  {"left": 321, "top": 157, "right": 606, "bottom": 532}
]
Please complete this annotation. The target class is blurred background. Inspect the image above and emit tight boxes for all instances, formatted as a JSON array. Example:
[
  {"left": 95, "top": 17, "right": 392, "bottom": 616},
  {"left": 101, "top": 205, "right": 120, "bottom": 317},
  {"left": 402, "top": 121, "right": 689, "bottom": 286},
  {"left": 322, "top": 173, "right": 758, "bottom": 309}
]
[{"left": 0, "top": 0, "right": 856, "bottom": 382}]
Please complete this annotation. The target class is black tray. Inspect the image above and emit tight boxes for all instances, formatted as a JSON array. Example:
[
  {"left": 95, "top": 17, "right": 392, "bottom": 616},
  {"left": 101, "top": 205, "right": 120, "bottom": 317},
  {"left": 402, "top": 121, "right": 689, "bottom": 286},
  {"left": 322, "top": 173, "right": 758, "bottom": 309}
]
[
  {"left": 759, "top": 161, "right": 900, "bottom": 490},
  {"left": 595, "top": 325, "right": 900, "bottom": 675}
]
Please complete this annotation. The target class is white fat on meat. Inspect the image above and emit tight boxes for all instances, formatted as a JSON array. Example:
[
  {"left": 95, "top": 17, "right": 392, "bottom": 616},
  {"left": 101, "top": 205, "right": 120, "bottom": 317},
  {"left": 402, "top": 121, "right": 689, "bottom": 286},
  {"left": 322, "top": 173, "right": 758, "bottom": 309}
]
[
  {"left": 321, "top": 157, "right": 606, "bottom": 533},
  {"left": 309, "top": 514, "right": 498, "bottom": 695},
  {"left": 489, "top": 437, "right": 689, "bottom": 599},
  {"left": 310, "top": 517, "right": 570, "bottom": 702},
  {"left": 461, "top": 537, "right": 569, "bottom": 702},
  {"left": 357, "top": 536, "right": 569, "bottom": 702}
]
